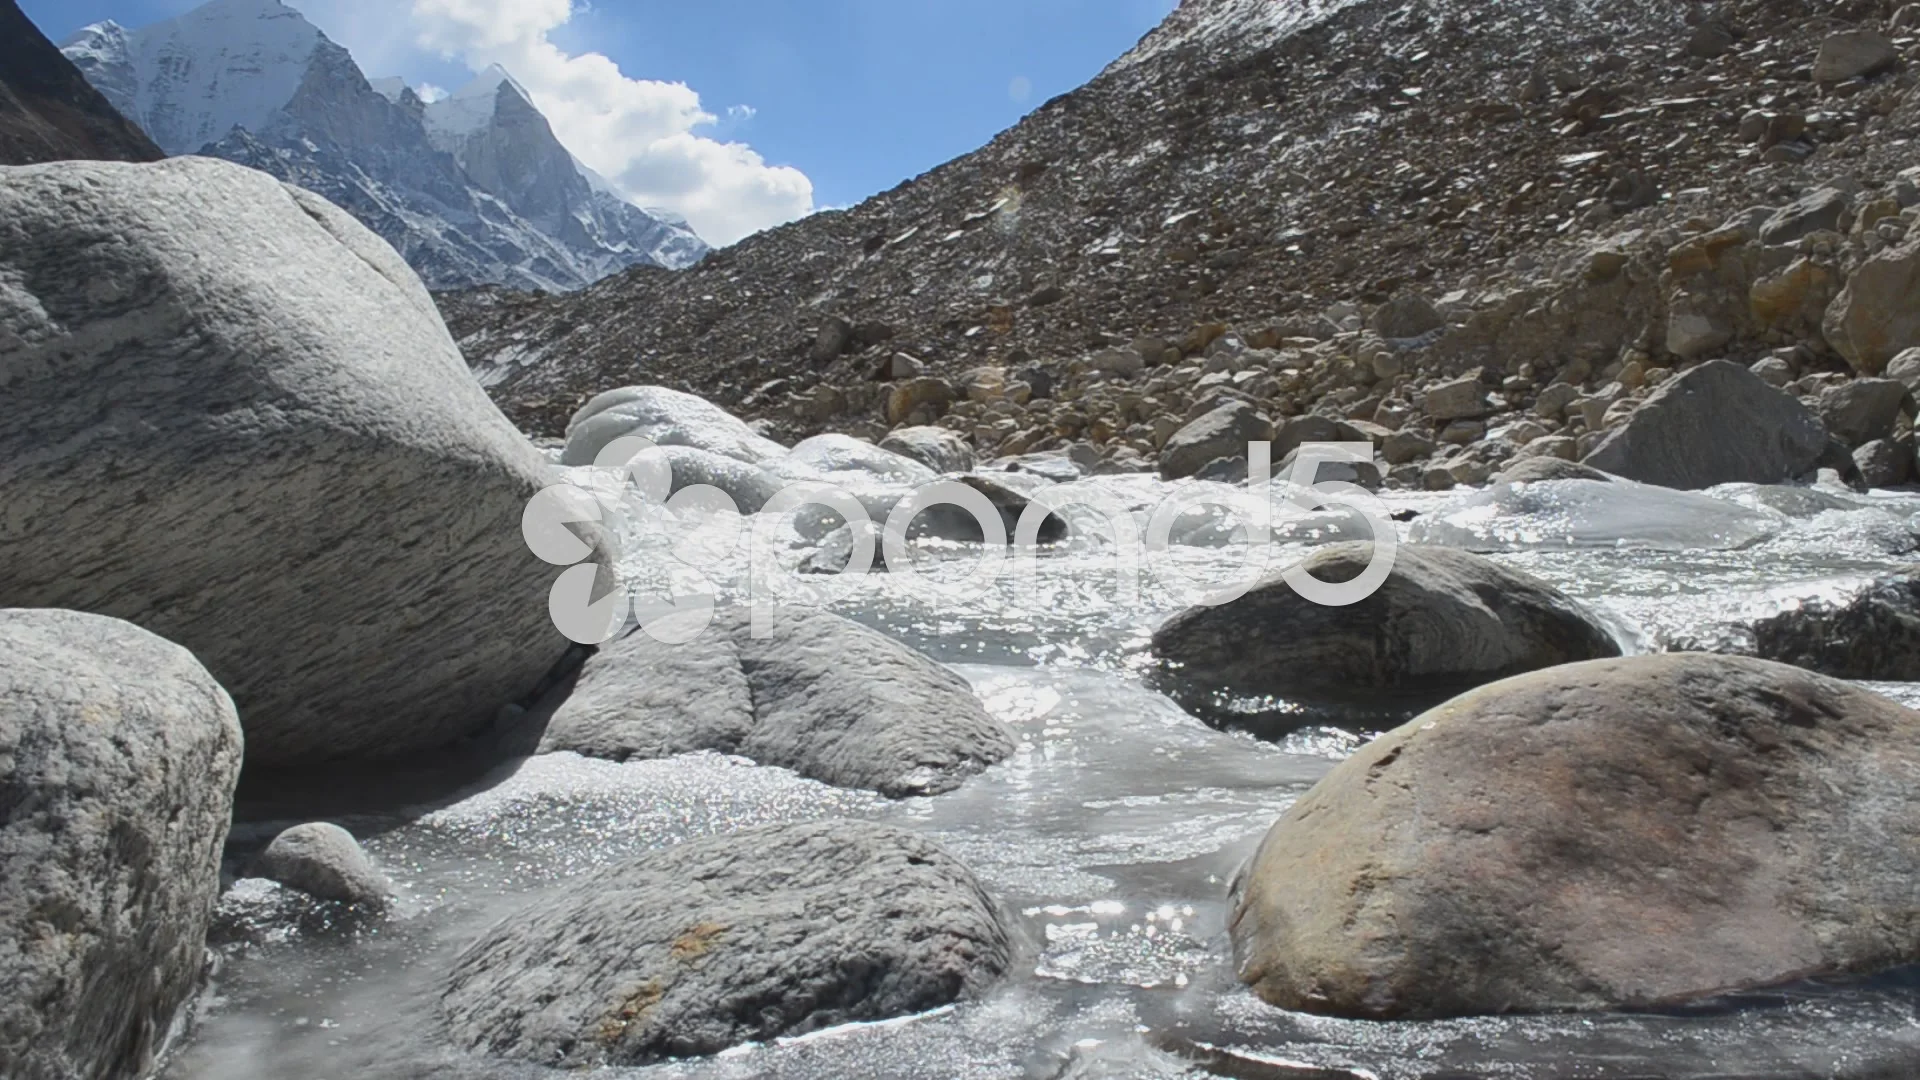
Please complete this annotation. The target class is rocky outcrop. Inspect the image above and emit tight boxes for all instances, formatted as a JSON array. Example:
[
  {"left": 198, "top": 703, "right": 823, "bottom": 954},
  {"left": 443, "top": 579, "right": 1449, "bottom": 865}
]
[
  {"left": 538, "top": 607, "right": 1014, "bottom": 797},
  {"left": 1152, "top": 543, "right": 1619, "bottom": 717},
  {"left": 1230, "top": 654, "right": 1920, "bottom": 1019},
  {"left": 1582, "top": 360, "right": 1830, "bottom": 488},
  {"left": 1826, "top": 234, "right": 1920, "bottom": 375},
  {"left": 250, "top": 823, "right": 393, "bottom": 909},
  {"left": 441, "top": 819, "right": 1012, "bottom": 1066},
  {"left": 0, "top": 158, "right": 598, "bottom": 766},
  {"left": 0, "top": 0, "right": 162, "bottom": 165},
  {"left": 0, "top": 609, "right": 242, "bottom": 1080}
]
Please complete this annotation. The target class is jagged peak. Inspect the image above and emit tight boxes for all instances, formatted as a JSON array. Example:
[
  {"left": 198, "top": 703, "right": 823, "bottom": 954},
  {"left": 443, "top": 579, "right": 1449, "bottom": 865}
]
[{"left": 452, "top": 63, "right": 530, "bottom": 104}]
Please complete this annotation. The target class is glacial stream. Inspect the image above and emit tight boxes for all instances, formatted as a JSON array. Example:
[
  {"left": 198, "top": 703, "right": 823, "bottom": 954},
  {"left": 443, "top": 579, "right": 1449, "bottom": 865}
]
[{"left": 166, "top": 473, "right": 1920, "bottom": 1080}]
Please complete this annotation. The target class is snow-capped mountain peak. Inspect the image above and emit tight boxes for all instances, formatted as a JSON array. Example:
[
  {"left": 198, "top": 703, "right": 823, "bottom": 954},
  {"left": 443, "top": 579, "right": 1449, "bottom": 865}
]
[
  {"left": 64, "top": 0, "right": 320, "bottom": 155},
  {"left": 61, "top": 0, "right": 707, "bottom": 291},
  {"left": 423, "top": 64, "right": 530, "bottom": 145}
]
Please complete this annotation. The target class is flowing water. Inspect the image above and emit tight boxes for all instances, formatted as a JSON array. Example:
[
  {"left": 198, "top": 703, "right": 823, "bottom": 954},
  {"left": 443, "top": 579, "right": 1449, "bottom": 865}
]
[{"left": 165, "top": 472, "right": 1920, "bottom": 1080}]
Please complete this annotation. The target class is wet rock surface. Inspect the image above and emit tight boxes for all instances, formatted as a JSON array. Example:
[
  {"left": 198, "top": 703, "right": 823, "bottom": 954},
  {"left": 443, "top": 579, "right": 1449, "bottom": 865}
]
[
  {"left": 1151, "top": 543, "right": 1620, "bottom": 730},
  {"left": 538, "top": 607, "right": 1015, "bottom": 797},
  {"left": 440, "top": 819, "right": 1012, "bottom": 1067}
]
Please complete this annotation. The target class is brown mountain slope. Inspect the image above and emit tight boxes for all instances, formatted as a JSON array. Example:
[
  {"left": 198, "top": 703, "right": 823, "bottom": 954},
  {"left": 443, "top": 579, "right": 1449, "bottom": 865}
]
[
  {"left": 445, "top": 0, "right": 1911, "bottom": 440},
  {"left": 0, "top": 0, "right": 163, "bottom": 165}
]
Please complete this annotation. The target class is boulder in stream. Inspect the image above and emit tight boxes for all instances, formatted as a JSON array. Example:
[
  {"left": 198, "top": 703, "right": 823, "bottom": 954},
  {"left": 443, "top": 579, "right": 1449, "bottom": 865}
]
[
  {"left": 441, "top": 819, "right": 1011, "bottom": 1067},
  {"left": 0, "top": 158, "right": 596, "bottom": 767},
  {"left": 1231, "top": 654, "right": 1920, "bottom": 1019},
  {"left": 1151, "top": 544, "right": 1619, "bottom": 727},
  {"left": 538, "top": 607, "right": 1014, "bottom": 797},
  {"left": 0, "top": 609, "right": 243, "bottom": 1080}
]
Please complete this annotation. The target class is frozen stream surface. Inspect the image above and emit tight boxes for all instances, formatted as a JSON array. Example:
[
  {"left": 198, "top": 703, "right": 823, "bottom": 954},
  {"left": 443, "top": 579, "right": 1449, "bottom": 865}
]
[{"left": 168, "top": 474, "right": 1920, "bottom": 1079}]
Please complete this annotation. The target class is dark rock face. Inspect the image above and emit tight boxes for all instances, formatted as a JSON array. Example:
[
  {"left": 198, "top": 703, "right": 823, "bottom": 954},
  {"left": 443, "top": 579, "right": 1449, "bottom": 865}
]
[
  {"left": 0, "top": 0, "right": 161, "bottom": 165},
  {"left": 1152, "top": 543, "right": 1619, "bottom": 728},
  {"left": 1734, "top": 573, "right": 1920, "bottom": 681},
  {"left": 1231, "top": 654, "right": 1920, "bottom": 1020},
  {"left": 441, "top": 819, "right": 1013, "bottom": 1067},
  {"left": 0, "top": 609, "right": 242, "bottom": 1080},
  {"left": 538, "top": 607, "right": 1014, "bottom": 797},
  {"left": 1583, "top": 360, "right": 1830, "bottom": 488},
  {"left": 0, "top": 158, "right": 592, "bottom": 767}
]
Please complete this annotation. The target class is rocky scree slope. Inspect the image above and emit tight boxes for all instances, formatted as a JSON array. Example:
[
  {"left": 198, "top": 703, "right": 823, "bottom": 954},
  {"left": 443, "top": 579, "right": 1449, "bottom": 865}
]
[
  {"left": 0, "top": 0, "right": 162, "bottom": 165},
  {"left": 447, "top": 0, "right": 1920, "bottom": 489},
  {"left": 60, "top": 0, "right": 704, "bottom": 291}
]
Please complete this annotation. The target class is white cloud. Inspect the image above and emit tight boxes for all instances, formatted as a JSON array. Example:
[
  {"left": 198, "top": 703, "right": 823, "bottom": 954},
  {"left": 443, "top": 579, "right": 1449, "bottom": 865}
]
[
  {"left": 416, "top": 82, "right": 448, "bottom": 103},
  {"left": 408, "top": 0, "right": 812, "bottom": 246}
]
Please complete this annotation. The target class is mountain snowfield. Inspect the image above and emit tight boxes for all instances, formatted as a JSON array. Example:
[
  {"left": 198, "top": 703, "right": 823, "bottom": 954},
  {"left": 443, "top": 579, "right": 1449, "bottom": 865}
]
[{"left": 60, "top": 0, "right": 706, "bottom": 291}]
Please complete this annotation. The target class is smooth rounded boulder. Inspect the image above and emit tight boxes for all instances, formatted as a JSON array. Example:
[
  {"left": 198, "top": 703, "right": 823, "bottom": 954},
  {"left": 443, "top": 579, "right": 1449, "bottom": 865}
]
[
  {"left": 0, "top": 158, "right": 596, "bottom": 766},
  {"left": 537, "top": 607, "right": 1015, "bottom": 797},
  {"left": 1230, "top": 655, "right": 1920, "bottom": 1019},
  {"left": 0, "top": 609, "right": 243, "bottom": 1080},
  {"left": 1151, "top": 543, "right": 1619, "bottom": 711},
  {"left": 441, "top": 819, "right": 1012, "bottom": 1067},
  {"left": 251, "top": 823, "right": 393, "bottom": 910},
  {"left": 562, "top": 385, "right": 787, "bottom": 467}
]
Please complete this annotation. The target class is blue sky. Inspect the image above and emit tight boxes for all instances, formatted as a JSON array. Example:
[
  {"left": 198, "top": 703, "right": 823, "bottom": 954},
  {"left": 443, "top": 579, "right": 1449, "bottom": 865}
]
[{"left": 24, "top": 0, "right": 1174, "bottom": 243}]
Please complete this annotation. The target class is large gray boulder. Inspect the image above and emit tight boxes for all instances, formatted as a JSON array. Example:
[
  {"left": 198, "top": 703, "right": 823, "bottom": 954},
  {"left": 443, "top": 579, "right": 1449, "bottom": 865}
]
[
  {"left": 0, "top": 609, "right": 243, "bottom": 1080},
  {"left": 1230, "top": 654, "right": 1920, "bottom": 1019},
  {"left": 1158, "top": 400, "right": 1275, "bottom": 480},
  {"left": 0, "top": 158, "right": 592, "bottom": 766},
  {"left": 1152, "top": 543, "right": 1619, "bottom": 704},
  {"left": 441, "top": 819, "right": 1012, "bottom": 1067},
  {"left": 1582, "top": 360, "right": 1830, "bottom": 488},
  {"left": 538, "top": 607, "right": 1014, "bottom": 797}
]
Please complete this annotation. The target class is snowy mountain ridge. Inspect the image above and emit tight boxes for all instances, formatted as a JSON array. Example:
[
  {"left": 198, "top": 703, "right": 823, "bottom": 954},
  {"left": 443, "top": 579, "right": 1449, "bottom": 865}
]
[{"left": 61, "top": 0, "right": 706, "bottom": 291}]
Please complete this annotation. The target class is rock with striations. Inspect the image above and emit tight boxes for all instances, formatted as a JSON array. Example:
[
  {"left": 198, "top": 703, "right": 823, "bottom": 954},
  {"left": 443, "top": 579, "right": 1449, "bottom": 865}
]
[
  {"left": 441, "top": 819, "right": 1012, "bottom": 1067},
  {"left": 538, "top": 607, "right": 1014, "bottom": 797},
  {"left": 1159, "top": 400, "right": 1276, "bottom": 481},
  {"left": 1582, "top": 360, "right": 1830, "bottom": 487},
  {"left": 1826, "top": 235, "right": 1920, "bottom": 375},
  {"left": 1231, "top": 654, "right": 1920, "bottom": 1019},
  {"left": 250, "top": 823, "right": 393, "bottom": 909},
  {"left": 0, "top": 608, "right": 243, "bottom": 1080},
  {"left": 0, "top": 157, "right": 600, "bottom": 767},
  {"left": 0, "top": 0, "right": 163, "bottom": 165},
  {"left": 1152, "top": 543, "right": 1619, "bottom": 706}
]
